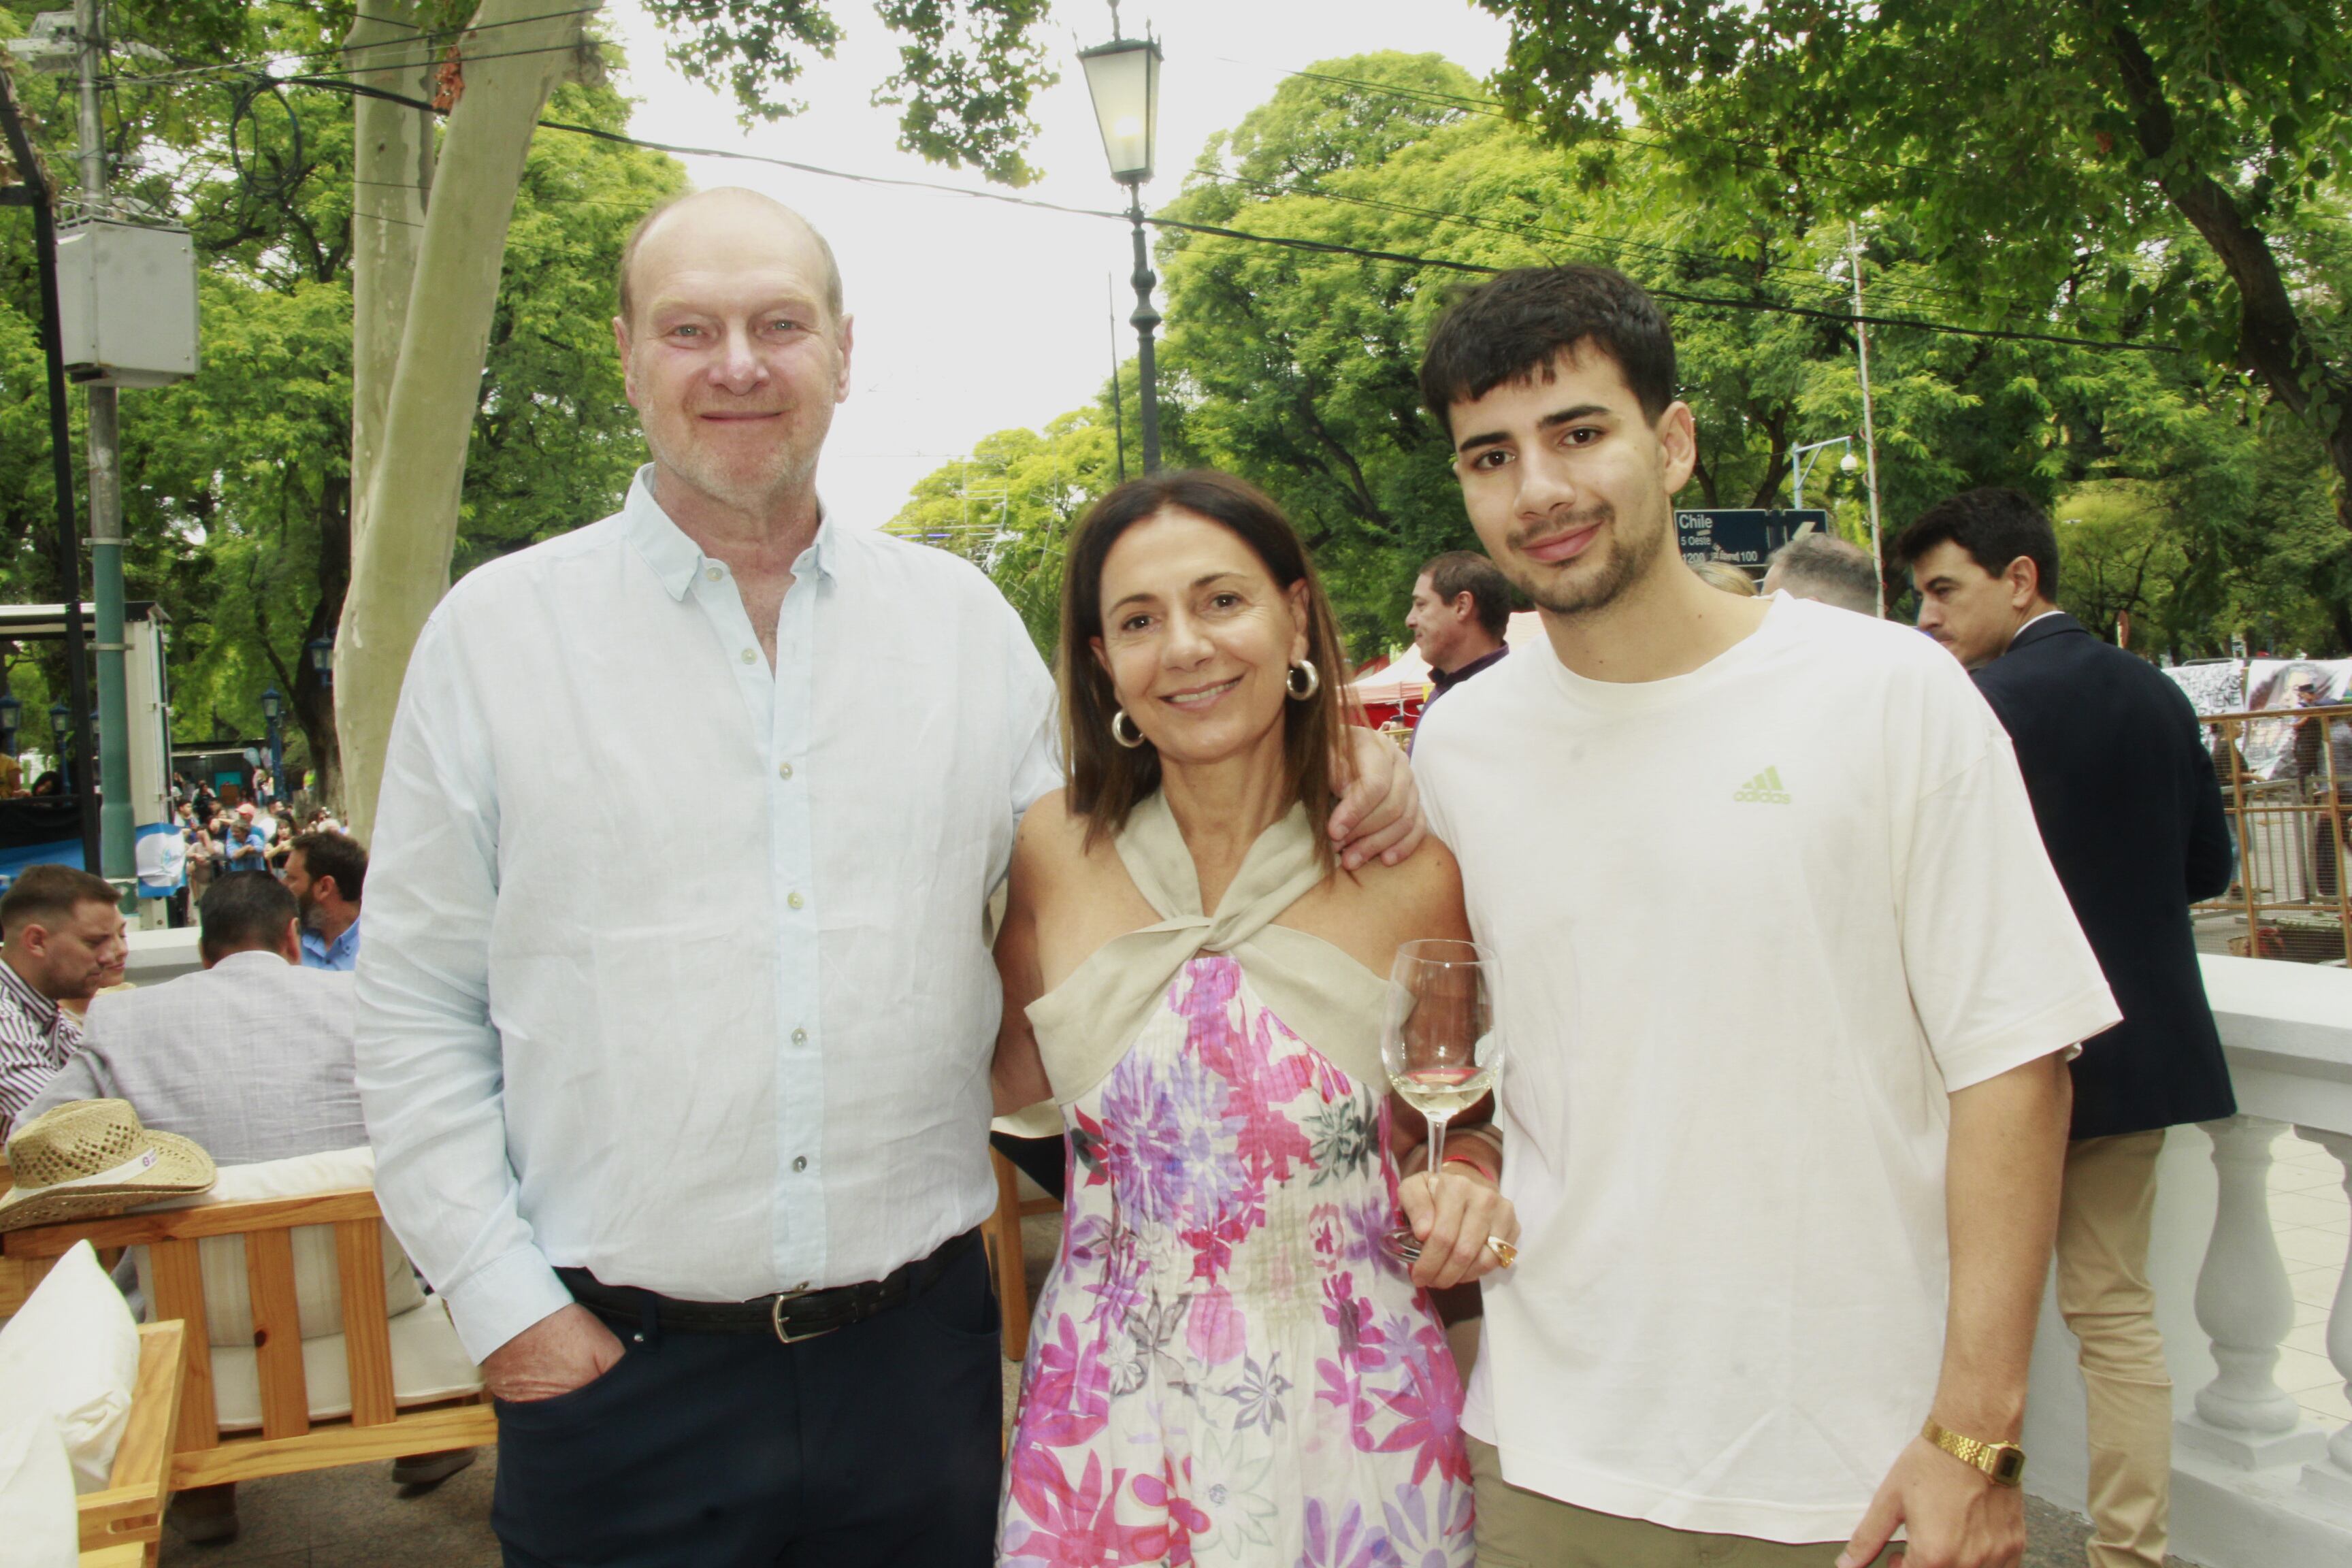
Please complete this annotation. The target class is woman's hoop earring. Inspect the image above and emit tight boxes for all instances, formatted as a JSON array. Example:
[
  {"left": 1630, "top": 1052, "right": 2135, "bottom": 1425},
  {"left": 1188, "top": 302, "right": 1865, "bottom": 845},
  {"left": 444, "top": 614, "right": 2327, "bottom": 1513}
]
[
  {"left": 1286, "top": 659, "right": 1322, "bottom": 700},
  {"left": 1111, "top": 708, "right": 1147, "bottom": 749}
]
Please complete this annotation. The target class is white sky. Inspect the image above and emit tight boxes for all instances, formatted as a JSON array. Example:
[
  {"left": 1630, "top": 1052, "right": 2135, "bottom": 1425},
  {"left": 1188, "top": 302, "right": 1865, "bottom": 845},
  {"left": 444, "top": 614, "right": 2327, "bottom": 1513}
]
[{"left": 604, "top": 1, "right": 1511, "bottom": 527}]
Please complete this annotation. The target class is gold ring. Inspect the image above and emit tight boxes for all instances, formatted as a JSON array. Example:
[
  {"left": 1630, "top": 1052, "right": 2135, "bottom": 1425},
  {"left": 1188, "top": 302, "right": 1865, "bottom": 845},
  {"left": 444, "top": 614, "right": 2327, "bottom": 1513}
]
[{"left": 1486, "top": 1236, "right": 1518, "bottom": 1267}]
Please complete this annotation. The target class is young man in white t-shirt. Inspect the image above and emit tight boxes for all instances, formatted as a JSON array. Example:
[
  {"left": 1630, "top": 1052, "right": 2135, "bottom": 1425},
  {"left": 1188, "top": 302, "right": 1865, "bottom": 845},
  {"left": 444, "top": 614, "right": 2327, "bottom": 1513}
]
[{"left": 1408, "top": 265, "right": 2121, "bottom": 1568}]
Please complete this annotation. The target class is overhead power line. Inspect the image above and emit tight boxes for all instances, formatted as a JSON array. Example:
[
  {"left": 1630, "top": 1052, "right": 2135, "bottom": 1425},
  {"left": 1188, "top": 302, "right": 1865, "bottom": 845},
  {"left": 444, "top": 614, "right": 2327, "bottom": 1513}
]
[{"left": 82, "top": 58, "right": 2174, "bottom": 357}]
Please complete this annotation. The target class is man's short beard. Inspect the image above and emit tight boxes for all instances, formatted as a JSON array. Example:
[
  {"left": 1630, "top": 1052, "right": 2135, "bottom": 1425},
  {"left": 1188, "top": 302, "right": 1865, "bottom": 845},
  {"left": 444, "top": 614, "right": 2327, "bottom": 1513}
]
[
  {"left": 642, "top": 425, "right": 821, "bottom": 518},
  {"left": 1504, "top": 500, "right": 1668, "bottom": 617}
]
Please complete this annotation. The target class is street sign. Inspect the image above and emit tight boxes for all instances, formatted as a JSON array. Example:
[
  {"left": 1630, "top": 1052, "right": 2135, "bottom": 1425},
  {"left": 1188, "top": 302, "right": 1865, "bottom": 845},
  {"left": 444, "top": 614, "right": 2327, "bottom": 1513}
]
[{"left": 1676, "top": 508, "right": 1830, "bottom": 568}]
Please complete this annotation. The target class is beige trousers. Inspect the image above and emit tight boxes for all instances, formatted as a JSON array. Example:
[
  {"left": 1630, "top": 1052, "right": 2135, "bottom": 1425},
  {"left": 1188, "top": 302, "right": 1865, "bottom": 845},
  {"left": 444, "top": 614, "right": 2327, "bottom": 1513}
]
[
  {"left": 2057, "top": 1129, "right": 2172, "bottom": 1568},
  {"left": 1469, "top": 1438, "right": 1894, "bottom": 1567}
]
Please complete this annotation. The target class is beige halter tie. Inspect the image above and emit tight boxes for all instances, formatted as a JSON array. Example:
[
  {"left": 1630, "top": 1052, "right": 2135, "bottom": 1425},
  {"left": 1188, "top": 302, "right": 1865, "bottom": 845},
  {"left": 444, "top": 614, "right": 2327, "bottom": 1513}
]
[{"left": 1026, "top": 792, "right": 1388, "bottom": 1106}]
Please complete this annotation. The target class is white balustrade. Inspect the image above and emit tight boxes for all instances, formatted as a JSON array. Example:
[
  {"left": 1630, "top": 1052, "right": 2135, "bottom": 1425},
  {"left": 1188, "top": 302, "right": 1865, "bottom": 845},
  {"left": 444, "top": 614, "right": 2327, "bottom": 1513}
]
[
  {"left": 2297, "top": 1126, "right": 2352, "bottom": 1509},
  {"left": 2023, "top": 958, "right": 2352, "bottom": 1567},
  {"left": 2181, "top": 1115, "right": 2328, "bottom": 1466}
]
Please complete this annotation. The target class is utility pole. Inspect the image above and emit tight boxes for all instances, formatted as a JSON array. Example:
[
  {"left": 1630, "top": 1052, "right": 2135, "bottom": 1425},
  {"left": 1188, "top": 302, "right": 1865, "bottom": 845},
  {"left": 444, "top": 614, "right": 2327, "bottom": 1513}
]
[
  {"left": 73, "top": 0, "right": 134, "bottom": 881},
  {"left": 1848, "top": 223, "right": 1887, "bottom": 619},
  {"left": 0, "top": 57, "right": 101, "bottom": 877}
]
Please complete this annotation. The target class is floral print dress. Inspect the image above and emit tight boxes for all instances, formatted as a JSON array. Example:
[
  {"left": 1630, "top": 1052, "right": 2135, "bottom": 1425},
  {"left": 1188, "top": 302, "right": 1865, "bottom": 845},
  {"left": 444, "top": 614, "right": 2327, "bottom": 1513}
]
[{"left": 1000, "top": 950, "right": 1474, "bottom": 1567}]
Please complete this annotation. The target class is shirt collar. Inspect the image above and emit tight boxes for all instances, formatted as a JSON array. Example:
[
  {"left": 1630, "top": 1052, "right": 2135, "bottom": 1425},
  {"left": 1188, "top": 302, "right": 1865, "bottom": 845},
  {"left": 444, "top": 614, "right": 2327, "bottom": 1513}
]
[
  {"left": 623, "top": 465, "right": 840, "bottom": 602},
  {"left": 301, "top": 918, "right": 359, "bottom": 958},
  {"left": 214, "top": 947, "right": 292, "bottom": 973},
  {"left": 1430, "top": 645, "right": 1509, "bottom": 691},
  {"left": 0, "top": 956, "right": 60, "bottom": 1027}
]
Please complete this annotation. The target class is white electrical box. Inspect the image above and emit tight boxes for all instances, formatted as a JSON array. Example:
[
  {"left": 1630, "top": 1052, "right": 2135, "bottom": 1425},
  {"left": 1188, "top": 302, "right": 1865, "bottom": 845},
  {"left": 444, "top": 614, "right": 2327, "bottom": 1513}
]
[{"left": 54, "top": 220, "right": 199, "bottom": 387}]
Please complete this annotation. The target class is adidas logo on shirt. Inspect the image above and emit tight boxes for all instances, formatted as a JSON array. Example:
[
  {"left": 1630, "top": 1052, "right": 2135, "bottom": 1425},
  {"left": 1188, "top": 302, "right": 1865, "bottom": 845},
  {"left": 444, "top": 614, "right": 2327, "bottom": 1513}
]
[{"left": 1733, "top": 766, "right": 1791, "bottom": 805}]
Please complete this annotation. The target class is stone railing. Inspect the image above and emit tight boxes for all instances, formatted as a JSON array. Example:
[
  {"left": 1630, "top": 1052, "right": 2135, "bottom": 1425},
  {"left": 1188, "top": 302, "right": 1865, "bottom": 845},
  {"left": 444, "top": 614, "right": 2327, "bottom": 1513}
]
[{"left": 2023, "top": 956, "right": 2352, "bottom": 1565}]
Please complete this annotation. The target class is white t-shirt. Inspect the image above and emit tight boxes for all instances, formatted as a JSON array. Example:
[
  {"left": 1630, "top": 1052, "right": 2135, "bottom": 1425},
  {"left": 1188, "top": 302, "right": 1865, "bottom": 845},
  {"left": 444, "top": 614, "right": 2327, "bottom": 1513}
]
[{"left": 1415, "top": 594, "right": 2117, "bottom": 1544}]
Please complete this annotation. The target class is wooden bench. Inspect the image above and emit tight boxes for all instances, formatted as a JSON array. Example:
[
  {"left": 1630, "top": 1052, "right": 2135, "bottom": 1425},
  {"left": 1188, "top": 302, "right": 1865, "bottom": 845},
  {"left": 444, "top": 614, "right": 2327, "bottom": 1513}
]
[
  {"left": 74, "top": 1319, "right": 186, "bottom": 1567},
  {"left": 3, "top": 1190, "right": 495, "bottom": 1490}
]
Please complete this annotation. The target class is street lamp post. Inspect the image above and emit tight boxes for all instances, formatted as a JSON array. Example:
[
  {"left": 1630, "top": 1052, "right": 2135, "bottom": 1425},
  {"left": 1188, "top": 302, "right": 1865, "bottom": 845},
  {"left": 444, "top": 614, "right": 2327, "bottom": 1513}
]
[
  {"left": 259, "top": 684, "right": 284, "bottom": 800},
  {"left": 1788, "top": 437, "right": 1861, "bottom": 512},
  {"left": 306, "top": 636, "right": 333, "bottom": 689},
  {"left": 1081, "top": 22, "right": 1164, "bottom": 472}
]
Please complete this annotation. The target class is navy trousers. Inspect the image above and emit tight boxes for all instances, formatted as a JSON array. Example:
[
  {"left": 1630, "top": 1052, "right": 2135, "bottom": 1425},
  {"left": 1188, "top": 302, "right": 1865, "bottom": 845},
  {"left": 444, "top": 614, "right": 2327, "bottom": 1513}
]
[{"left": 491, "top": 1244, "right": 1002, "bottom": 1567}]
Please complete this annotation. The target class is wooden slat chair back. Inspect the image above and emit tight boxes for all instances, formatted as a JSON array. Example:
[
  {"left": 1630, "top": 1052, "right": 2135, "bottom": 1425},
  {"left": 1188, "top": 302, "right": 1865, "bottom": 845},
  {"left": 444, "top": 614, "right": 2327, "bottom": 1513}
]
[
  {"left": 76, "top": 1319, "right": 186, "bottom": 1567},
  {"left": 981, "top": 1149, "right": 1060, "bottom": 1362},
  {"left": 1, "top": 1190, "right": 496, "bottom": 1489}
]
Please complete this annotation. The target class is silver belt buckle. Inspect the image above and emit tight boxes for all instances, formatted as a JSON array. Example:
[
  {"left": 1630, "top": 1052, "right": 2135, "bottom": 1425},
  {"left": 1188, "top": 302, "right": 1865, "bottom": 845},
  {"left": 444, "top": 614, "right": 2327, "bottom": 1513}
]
[{"left": 770, "top": 1285, "right": 834, "bottom": 1345}]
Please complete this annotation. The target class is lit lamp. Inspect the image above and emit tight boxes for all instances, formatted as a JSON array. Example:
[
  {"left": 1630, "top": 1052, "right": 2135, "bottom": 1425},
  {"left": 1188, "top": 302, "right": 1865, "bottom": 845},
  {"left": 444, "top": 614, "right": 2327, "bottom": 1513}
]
[{"left": 1081, "top": 23, "right": 1165, "bottom": 471}]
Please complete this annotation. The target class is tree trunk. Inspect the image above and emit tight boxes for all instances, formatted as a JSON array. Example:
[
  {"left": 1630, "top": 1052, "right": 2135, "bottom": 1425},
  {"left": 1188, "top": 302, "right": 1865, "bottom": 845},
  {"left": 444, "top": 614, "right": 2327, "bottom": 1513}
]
[
  {"left": 296, "top": 474, "right": 350, "bottom": 810},
  {"left": 2106, "top": 22, "right": 2352, "bottom": 537},
  {"left": 336, "top": 0, "right": 587, "bottom": 842},
  {"left": 344, "top": 1, "right": 435, "bottom": 557}
]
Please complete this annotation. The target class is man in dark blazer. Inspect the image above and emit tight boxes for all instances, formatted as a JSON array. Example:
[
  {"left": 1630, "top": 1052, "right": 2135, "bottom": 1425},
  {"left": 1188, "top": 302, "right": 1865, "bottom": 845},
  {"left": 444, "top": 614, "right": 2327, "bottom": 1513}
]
[{"left": 1897, "top": 487, "right": 2234, "bottom": 1568}]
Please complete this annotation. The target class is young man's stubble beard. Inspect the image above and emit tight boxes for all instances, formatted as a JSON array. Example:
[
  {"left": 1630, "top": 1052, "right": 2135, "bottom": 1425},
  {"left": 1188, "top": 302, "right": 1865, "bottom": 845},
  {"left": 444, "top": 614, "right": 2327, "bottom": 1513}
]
[{"left": 1503, "top": 494, "right": 1670, "bottom": 618}]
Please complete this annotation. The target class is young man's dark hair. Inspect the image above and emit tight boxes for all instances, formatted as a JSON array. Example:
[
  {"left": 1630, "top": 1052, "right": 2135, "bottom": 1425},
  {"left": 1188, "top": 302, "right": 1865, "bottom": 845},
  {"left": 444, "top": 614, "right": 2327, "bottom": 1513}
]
[
  {"left": 1419, "top": 551, "right": 1514, "bottom": 639},
  {"left": 0, "top": 864, "right": 120, "bottom": 939},
  {"left": 198, "top": 872, "right": 299, "bottom": 962},
  {"left": 1418, "top": 265, "right": 1678, "bottom": 437},
  {"left": 1892, "top": 487, "right": 2061, "bottom": 602},
  {"left": 289, "top": 830, "right": 367, "bottom": 905}
]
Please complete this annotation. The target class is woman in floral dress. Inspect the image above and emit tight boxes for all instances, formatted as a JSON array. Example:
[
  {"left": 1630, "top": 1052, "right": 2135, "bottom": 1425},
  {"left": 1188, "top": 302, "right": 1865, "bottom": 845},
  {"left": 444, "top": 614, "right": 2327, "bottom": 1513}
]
[{"left": 992, "top": 471, "right": 1519, "bottom": 1567}]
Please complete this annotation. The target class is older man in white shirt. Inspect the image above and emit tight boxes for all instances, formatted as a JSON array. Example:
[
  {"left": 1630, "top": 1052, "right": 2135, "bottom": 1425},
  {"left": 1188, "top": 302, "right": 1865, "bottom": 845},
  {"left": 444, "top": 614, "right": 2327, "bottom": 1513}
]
[{"left": 357, "top": 187, "right": 1418, "bottom": 1568}]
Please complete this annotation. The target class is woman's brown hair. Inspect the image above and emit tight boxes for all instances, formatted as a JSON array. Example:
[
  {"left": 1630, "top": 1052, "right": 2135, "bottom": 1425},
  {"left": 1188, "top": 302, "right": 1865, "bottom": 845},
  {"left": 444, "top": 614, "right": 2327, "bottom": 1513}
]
[{"left": 1059, "top": 470, "right": 1362, "bottom": 859}]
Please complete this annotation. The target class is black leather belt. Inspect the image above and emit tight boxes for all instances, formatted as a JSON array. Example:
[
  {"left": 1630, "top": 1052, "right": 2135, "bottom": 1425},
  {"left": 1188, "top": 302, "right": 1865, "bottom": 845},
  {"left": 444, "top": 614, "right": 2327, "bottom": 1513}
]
[{"left": 556, "top": 1228, "right": 980, "bottom": 1345}]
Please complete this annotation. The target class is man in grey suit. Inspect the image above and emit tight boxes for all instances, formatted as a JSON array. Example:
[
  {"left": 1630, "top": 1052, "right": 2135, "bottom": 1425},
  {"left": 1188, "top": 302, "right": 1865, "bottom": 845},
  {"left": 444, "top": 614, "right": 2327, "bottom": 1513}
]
[
  {"left": 26, "top": 872, "right": 364, "bottom": 1162},
  {"left": 24, "top": 872, "right": 474, "bottom": 1544}
]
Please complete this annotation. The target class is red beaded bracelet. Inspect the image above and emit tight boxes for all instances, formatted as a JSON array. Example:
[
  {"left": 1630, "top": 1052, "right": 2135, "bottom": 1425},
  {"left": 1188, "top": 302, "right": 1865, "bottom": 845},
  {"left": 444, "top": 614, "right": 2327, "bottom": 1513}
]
[{"left": 1440, "top": 1147, "right": 1499, "bottom": 1184}]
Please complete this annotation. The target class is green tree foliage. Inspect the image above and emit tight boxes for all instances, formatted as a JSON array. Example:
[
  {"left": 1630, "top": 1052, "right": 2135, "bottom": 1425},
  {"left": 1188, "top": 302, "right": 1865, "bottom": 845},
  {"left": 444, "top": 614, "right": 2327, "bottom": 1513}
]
[
  {"left": 885, "top": 405, "right": 1122, "bottom": 654},
  {"left": 894, "top": 51, "right": 2350, "bottom": 664},
  {"left": 642, "top": 0, "right": 1054, "bottom": 184},
  {"left": 1472, "top": 0, "right": 2352, "bottom": 532},
  {"left": 0, "top": 2, "right": 683, "bottom": 791}
]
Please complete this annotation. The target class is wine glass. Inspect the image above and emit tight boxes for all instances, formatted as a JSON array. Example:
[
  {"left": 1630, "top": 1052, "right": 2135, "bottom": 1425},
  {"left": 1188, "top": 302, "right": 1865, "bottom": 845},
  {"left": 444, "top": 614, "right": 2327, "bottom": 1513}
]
[{"left": 1379, "top": 938, "right": 1504, "bottom": 1262}]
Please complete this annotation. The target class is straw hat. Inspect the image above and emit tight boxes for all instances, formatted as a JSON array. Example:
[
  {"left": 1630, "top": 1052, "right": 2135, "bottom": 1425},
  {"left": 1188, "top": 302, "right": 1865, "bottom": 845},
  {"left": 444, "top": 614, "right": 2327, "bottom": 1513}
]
[{"left": 0, "top": 1100, "right": 214, "bottom": 1234}]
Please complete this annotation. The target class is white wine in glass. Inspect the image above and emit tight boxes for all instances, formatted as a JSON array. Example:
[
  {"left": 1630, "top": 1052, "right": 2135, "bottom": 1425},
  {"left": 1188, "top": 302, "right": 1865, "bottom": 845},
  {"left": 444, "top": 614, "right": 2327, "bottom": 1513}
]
[{"left": 1380, "top": 938, "right": 1503, "bottom": 1262}]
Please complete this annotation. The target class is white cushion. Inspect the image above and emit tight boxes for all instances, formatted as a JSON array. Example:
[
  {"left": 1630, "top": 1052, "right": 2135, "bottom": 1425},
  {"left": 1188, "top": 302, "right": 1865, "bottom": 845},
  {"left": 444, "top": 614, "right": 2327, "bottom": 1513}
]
[
  {"left": 133, "top": 1147, "right": 425, "bottom": 1345},
  {"left": 129, "top": 1147, "right": 483, "bottom": 1428},
  {"left": 208, "top": 1296, "right": 483, "bottom": 1433},
  {"left": 0, "top": 1240, "right": 140, "bottom": 1492},
  {"left": 0, "top": 1403, "right": 77, "bottom": 1568}
]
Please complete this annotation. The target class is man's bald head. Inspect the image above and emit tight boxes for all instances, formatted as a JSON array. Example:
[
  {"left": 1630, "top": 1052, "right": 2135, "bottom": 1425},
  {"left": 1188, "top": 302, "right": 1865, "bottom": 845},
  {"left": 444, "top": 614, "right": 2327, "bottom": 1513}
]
[{"left": 617, "top": 188, "right": 843, "bottom": 333}]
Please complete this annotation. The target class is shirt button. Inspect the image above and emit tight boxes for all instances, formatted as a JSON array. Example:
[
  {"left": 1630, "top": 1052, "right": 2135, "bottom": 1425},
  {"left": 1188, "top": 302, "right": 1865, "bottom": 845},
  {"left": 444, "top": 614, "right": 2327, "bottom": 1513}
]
[
  {"left": 791, "top": 1027, "right": 808, "bottom": 1045},
  {"left": 777, "top": 762, "right": 794, "bottom": 781},
  {"left": 705, "top": 566, "right": 723, "bottom": 581},
  {"left": 792, "top": 1156, "right": 808, "bottom": 1173},
  {"left": 740, "top": 648, "right": 756, "bottom": 664},
  {"left": 787, "top": 891, "right": 804, "bottom": 911}
]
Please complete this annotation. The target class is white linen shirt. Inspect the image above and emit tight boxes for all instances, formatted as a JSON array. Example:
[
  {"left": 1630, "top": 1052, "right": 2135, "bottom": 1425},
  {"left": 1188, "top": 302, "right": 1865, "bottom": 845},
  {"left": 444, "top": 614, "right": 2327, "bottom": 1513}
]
[{"left": 356, "top": 469, "right": 1058, "bottom": 1361}]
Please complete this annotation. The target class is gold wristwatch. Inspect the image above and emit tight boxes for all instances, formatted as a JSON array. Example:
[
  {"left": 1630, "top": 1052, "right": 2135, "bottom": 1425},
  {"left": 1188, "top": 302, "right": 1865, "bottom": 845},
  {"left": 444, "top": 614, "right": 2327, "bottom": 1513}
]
[{"left": 1921, "top": 1418, "right": 2025, "bottom": 1487}]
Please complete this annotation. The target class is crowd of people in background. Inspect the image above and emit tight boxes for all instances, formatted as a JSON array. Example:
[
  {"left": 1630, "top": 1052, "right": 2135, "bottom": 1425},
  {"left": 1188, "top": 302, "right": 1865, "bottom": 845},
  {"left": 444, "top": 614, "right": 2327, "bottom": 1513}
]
[{"left": 0, "top": 791, "right": 365, "bottom": 1139}]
